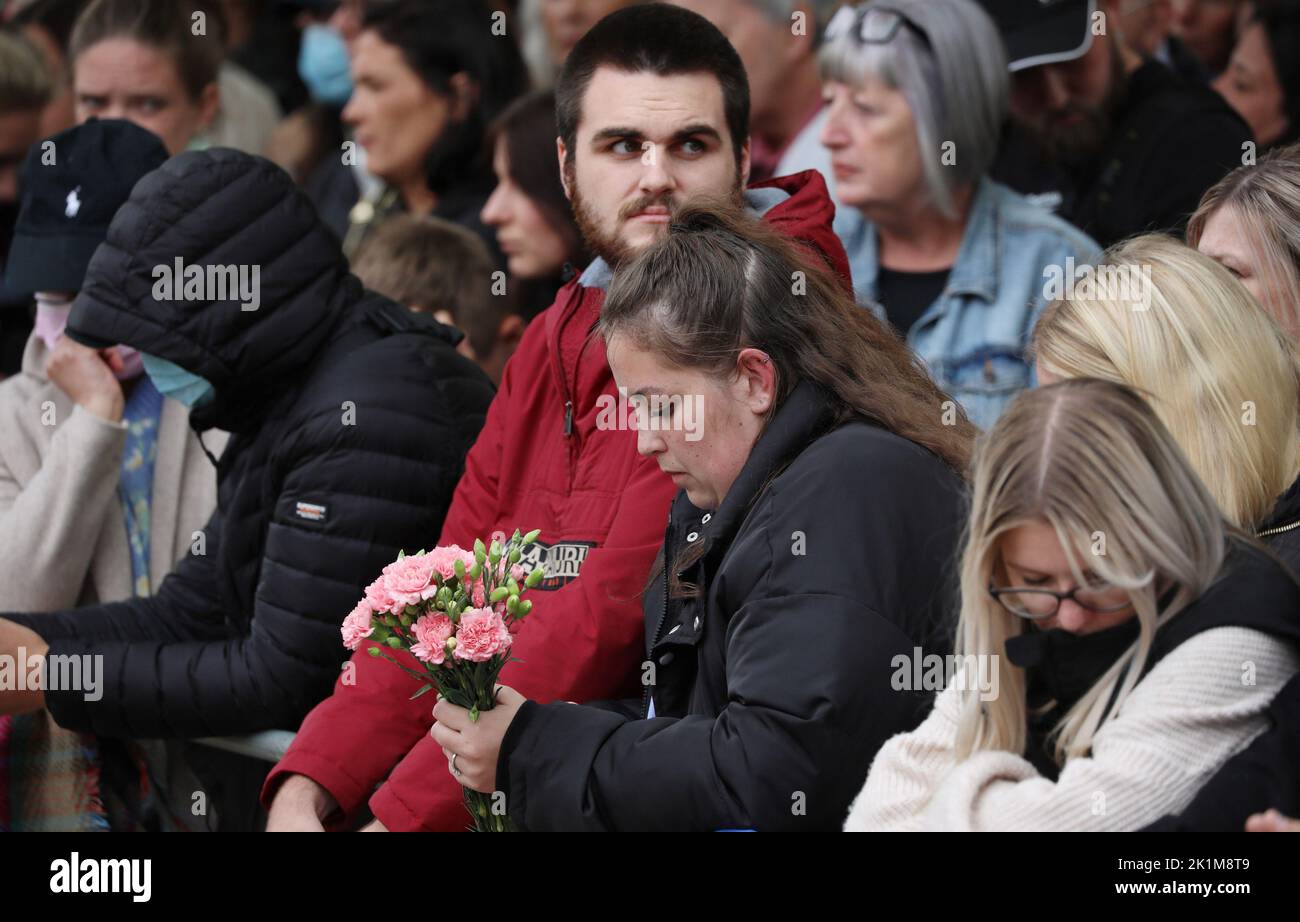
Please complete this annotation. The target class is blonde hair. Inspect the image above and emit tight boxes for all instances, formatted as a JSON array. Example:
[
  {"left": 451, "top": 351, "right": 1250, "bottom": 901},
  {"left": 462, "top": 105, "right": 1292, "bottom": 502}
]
[
  {"left": 1032, "top": 234, "right": 1300, "bottom": 529},
  {"left": 1188, "top": 142, "right": 1300, "bottom": 340},
  {"left": 954, "top": 379, "right": 1229, "bottom": 764}
]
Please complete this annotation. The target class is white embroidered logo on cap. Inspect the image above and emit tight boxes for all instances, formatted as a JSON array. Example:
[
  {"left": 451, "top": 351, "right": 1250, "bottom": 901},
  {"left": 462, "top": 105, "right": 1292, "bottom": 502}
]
[{"left": 65, "top": 187, "right": 81, "bottom": 218}]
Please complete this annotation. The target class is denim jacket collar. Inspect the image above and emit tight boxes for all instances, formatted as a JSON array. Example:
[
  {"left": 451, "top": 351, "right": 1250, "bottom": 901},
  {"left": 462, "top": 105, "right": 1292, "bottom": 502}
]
[{"left": 849, "top": 176, "right": 1001, "bottom": 308}]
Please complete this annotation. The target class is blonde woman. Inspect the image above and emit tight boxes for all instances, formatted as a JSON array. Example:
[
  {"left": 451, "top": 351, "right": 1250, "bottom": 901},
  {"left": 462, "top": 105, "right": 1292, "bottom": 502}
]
[
  {"left": 1188, "top": 142, "right": 1300, "bottom": 340},
  {"left": 846, "top": 379, "right": 1300, "bottom": 831},
  {"left": 1031, "top": 235, "right": 1300, "bottom": 831},
  {"left": 1032, "top": 234, "right": 1300, "bottom": 551}
]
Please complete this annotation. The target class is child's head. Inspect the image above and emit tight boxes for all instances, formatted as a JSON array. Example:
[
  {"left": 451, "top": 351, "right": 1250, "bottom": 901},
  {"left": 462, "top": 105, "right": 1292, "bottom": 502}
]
[{"left": 351, "top": 214, "right": 524, "bottom": 384}]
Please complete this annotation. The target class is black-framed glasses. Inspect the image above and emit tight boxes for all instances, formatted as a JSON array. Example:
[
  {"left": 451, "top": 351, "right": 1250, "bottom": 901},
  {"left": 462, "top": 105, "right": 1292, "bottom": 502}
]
[
  {"left": 987, "top": 582, "right": 1132, "bottom": 621},
  {"left": 824, "top": 3, "right": 931, "bottom": 48}
]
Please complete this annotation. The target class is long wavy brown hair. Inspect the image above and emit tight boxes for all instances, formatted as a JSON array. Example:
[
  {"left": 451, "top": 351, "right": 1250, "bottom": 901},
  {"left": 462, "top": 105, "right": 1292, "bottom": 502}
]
[
  {"left": 599, "top": 197, "right": 976, "bottom": 470},
  {"left": 599, "top": 198, "right": 976, "bottom": 596}
]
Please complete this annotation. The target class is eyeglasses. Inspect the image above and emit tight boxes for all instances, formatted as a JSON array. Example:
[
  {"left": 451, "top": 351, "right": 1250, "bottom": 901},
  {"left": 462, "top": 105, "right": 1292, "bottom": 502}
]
[
  {"left": 987, "top": 582, "right": 1132, "bottom": 621},
  {"left": 824, "top": 4, "right": 931, "bottom": 48}
]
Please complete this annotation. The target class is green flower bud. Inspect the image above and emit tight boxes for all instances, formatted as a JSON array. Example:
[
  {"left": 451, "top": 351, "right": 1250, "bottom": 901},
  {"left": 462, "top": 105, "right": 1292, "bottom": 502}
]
[
  {"left": 470, "top": 562, "right": 481, "bottom": 581},
  {"left": 508, "top": 547, "right": 521, "bottom": 564},
  {"left": 518, "top": 599, "right": 533, "bottom": 617},
  {"left": 507, "top": 594, "right": 520, "bottom": 615},
  {"left": 386, "top": 636, "right": 403, "bottom": 649},
  {"left": 523, "top": 528, "right": 542, "bottom": 545},
  {"left": 454, "top": 558, "right": 467, "bottom": 580},
  {"left": 474, "top": 538, "right": 487, "bottom": 563},
  {"left": 367, "top": 646, "right": 381, "bottom": 657},
  {"left": 525, "top": 566, "right": 545, "bottom": 588},
  {"left": 489, "top": 541, "right": 502, "bottom": 563},
  {"left": 489, "top": 586, "right": 511, "bottom": 604}
]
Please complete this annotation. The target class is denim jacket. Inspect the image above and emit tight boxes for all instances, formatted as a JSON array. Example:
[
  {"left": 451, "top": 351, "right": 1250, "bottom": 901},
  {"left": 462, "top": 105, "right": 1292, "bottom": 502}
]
[{"left": 837, "top": 177, "right": 1101, "bottom": 429}]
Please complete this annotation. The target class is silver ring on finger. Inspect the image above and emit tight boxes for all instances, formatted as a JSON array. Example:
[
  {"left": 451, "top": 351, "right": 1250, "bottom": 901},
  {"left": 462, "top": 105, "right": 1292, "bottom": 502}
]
[{"left": 451, "top": 752, "right": 462, "bottom": 777}]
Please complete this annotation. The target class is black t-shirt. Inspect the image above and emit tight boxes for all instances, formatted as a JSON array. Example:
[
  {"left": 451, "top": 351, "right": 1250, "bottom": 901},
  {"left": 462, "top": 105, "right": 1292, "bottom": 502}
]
[
  {"left": 875, "top": 265, "right": 949, "bottom": 336},
  {"left": 991, "top": 59, "right": 1251, "bottom": 247}
]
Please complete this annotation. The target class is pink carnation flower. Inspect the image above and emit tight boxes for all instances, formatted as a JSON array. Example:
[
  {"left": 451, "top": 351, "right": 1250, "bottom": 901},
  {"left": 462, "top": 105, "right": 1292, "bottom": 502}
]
[
  {"left": 341, "top": 602, "right": 375, "bottom": 651},
  {"left": 510, "top": 563, "right": 526, "bottom": 583},
  {"left": 453, "top": 608, "right": 513, "bottom": 663},
  {"left": 470, "top": 580, "right": 487, "bottom": 608},
  {"left": 410, "top": 613, "right": 455, "bottom": 665},
  {"left": 382, "top": 553, "right": 439, "bottom": 607},
  {"left": 427, "top": 545, "right": 475, "bottom": 582},
  {"left": 364, "top": 575, "right": 402, "bottom": 615}
]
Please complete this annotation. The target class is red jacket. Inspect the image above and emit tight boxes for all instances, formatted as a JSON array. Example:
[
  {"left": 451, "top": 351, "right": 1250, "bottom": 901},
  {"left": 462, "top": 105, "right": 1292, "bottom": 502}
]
[{"left": 261, "top": 171, "right": 852, "bottom": 830}]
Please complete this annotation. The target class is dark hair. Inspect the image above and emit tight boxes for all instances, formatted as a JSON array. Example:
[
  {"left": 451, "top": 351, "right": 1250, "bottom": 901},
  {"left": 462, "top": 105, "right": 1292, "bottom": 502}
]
[
  {"left": 600, "top": 199, "right": 975, "bottom": 465},
  {"left": 602, "top": 199, "right": 975, "bottom": 597},
  {"left": 70, "top": 0, "right": 223, "bottom": 101},
  {"left": 555, "top": 3, "right": 750, "bottom": 171},
  {"left": 485, "top": 88, "right": 588, "bottom": 307},
  {"left": 352, "top": 213, "right": 500, "bottom": 355},
  {"left": 12, "top": 0, "right": 90, "bottom": 52},
  {"left": 363, "top": 0, "right": 529, "bottom": 196},
  {"left": 1254, "top": 0, "right": 1300, "bottom": 148},
  {"left": 0, "top": 29, "right": 53, "bottom": 114}
]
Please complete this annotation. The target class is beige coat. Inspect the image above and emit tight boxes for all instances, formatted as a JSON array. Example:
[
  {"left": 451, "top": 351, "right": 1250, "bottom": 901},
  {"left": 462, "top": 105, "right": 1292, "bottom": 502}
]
[{"left": 0, "top": 333, "right": 226, "bottom": 611}]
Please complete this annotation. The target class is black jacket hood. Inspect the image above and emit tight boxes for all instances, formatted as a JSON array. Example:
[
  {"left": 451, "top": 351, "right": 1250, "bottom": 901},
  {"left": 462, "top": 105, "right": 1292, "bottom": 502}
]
[{"left": 66, "top": 148, "right": 358, "bottom": 431}]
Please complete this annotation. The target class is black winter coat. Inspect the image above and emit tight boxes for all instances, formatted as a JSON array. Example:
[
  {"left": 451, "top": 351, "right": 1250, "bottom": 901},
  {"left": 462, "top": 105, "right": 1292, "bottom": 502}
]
[
  {"left": 6, "top": 149, "right": 495, "bottom": 738},
  {"left": 1143, "top": 478, "right": 1300, "bottom": 831},
  {"left": 497, "top": 381, "right": 967, "bottom": 830}
]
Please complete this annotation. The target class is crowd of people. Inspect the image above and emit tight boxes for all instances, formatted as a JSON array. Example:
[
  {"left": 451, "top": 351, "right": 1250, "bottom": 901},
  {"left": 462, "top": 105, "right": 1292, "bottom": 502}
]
[{"left": 0, "top": 0, "right": 1297, "bottom": 833}]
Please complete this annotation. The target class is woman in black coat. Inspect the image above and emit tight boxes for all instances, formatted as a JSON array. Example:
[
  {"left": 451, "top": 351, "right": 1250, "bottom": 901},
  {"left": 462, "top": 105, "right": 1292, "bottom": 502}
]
[{"left": 432, "top": 202, "right": 975, "bottom": 831}]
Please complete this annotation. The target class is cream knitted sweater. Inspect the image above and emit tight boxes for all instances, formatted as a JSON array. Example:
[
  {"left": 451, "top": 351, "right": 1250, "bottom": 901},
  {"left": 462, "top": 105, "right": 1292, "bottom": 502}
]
[{"left": 845, "top": 627, "right": 1299, "bottom": 831}]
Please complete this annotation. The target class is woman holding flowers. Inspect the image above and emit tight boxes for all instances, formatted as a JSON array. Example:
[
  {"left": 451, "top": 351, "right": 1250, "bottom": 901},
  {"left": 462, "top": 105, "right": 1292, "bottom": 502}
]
[{"left": 432, "top": 201, "right": 973, "bottom": 830}]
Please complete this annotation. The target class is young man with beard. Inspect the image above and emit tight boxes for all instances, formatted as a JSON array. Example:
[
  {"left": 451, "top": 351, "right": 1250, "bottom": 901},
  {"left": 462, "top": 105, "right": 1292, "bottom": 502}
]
[
  {"left": 261, "top": 2, "right": 851, "bottom": 832},
  {"left": 980, "top": 0, "right": 1249, "bottom": 246}
]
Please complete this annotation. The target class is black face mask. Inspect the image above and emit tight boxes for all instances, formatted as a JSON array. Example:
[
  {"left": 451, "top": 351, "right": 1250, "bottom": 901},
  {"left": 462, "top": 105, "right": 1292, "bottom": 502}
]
[{"left": 1005, "top": 617, "right": 1141, "bottom": 716}]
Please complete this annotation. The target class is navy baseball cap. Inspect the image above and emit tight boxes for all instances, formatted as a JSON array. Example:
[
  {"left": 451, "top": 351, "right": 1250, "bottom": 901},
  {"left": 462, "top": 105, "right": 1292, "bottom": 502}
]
[
  {"left": 975, "top": 0, "right": 1096, "bottom": 72},
  {"left": 4, "top": 118, "right": 169, "bottom": 297}
]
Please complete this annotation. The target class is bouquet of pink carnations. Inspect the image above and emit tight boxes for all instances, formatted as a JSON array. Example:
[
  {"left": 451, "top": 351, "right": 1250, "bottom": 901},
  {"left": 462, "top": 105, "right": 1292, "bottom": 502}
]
[{"left": 341, "top": 529, "right": 544, "bottom": 831}]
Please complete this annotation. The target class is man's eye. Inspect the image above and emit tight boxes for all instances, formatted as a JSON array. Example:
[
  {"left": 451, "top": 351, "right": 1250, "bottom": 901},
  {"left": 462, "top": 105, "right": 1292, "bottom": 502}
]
[
  {"left": 136, "top": 99, "right": 166, "bottom": 114},
  {"left": 680, "top": 139, "right": 705, "bottom": 154},
  {"left": 611, "top": 140, "right": 639, "bottom": 155}
]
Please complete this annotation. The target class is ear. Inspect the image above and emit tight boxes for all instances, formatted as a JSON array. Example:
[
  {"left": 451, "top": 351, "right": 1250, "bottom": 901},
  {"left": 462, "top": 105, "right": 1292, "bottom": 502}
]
[
  {"left": 738, "top": 138, "right": 751, "bottom": 190},
  {"left": 495, "top": 313, "right": 527, "bottom": 351},
  {"left": 196, "top": 81, "right": 221, "bottom": 132},
  {"left": 734, "top": 347, "right": 776, "bottom": 415},
  {"left": 447, "top": 71, "right": 479, "bottom": 120},
  {"left": 556, "top": 136, "right": 572, "bottom": 201}
]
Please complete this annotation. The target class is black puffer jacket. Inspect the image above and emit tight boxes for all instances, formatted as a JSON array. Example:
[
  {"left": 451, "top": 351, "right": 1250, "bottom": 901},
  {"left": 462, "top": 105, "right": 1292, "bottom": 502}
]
[
  {"left": 6, "top": 149, "right": 495, "bottom": 737},
  {"left": 1142, "top": 479, "right": 1300, "bottom": 831},
  {"left": 497, "top": 381, "right": 967, "bottom": 830}
]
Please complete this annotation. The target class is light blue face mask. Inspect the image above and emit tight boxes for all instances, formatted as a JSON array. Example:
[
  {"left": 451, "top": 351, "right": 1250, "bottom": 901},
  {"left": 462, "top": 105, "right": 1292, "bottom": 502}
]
[
  {"left": 142, "top": 353, "right": 215, "bottom": 409},
  {"left": 298, "top": 23, "right": 353, "bottom": 106}
]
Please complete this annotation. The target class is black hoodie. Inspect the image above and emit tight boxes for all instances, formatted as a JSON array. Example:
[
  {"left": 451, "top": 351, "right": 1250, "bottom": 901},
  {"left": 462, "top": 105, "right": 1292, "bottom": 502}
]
[{"left": 5, "top": 149, "right": 495, "bottom": 741}]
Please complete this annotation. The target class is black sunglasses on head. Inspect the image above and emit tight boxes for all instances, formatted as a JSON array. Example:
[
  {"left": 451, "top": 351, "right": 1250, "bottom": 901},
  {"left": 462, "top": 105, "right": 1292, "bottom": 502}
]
[{"left": 824, "top": 3, "right": 931, "bottom": 49}]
